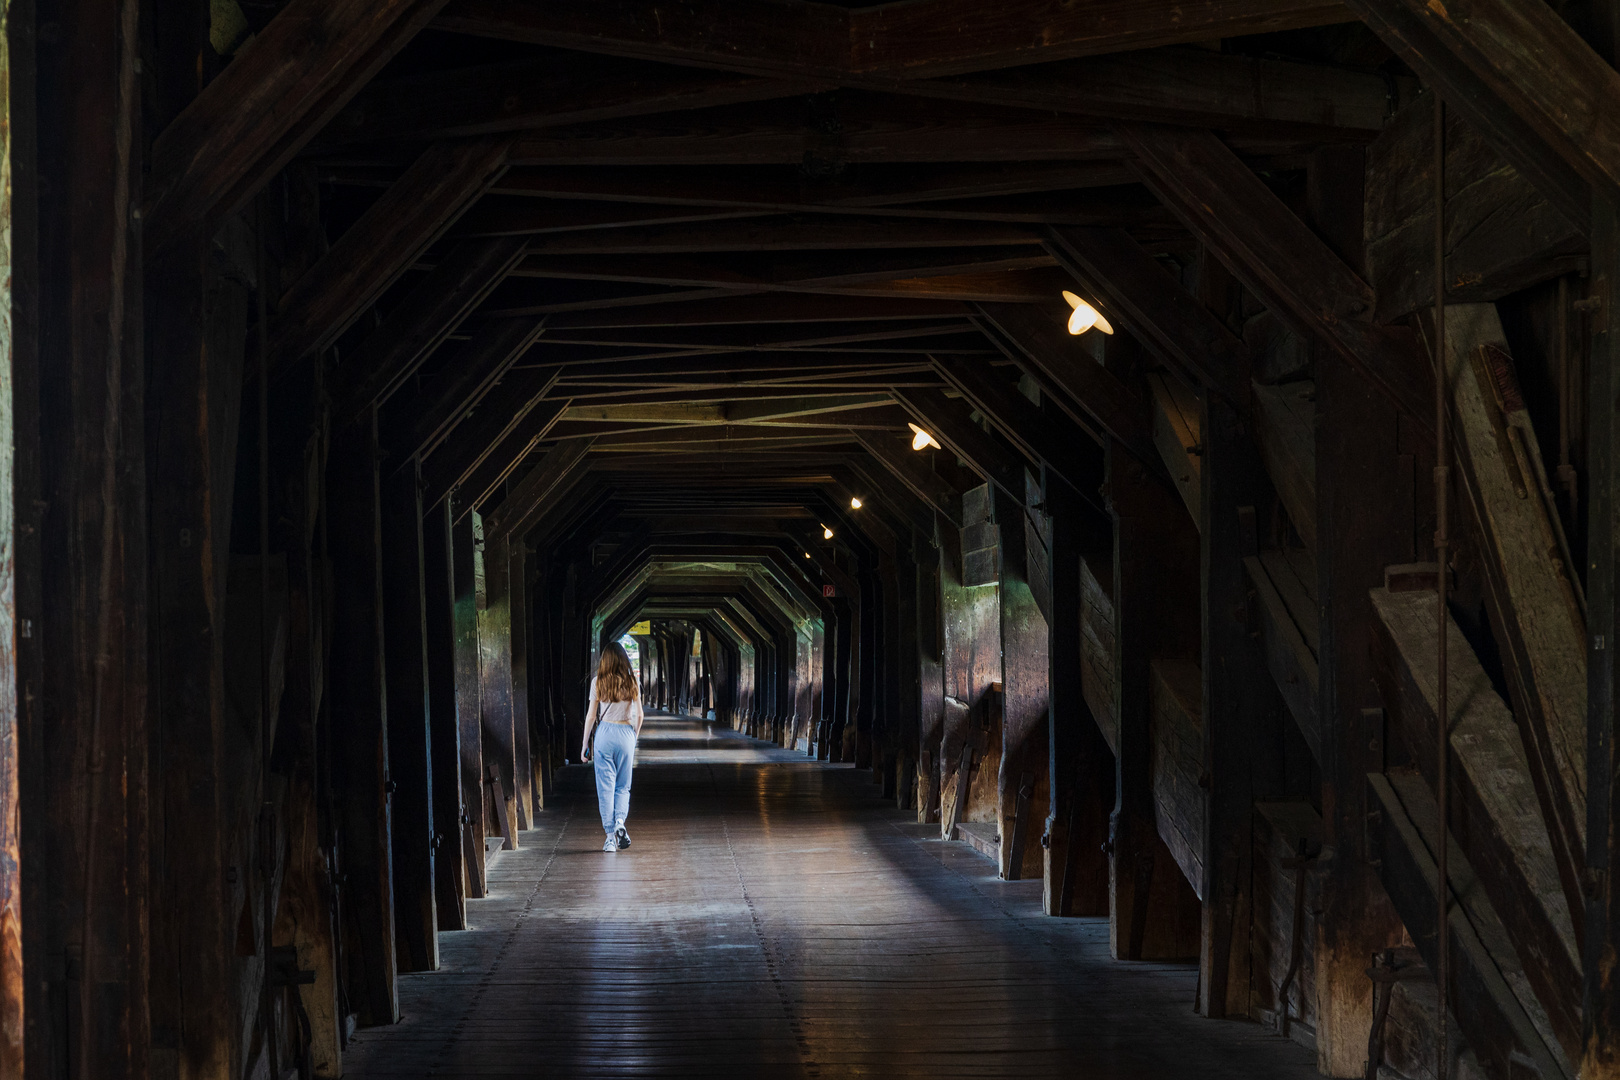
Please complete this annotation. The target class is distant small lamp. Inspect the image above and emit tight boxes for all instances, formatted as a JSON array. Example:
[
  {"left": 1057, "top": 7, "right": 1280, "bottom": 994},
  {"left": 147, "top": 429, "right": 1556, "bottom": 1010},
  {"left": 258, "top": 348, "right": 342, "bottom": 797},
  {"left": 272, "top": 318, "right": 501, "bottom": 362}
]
[
  {"left": 850, "top": 496, "right": 863, "bottom": 509},
  {"left": 907, "top": 422, "right": 941, "bottom": 451},
  {"left": 1062, "top": 290, "right": 1114, "bottom": 336},
  {"left": 822, "top": 524, "right": 835, "bottom": 540},
  {"left": 804, "top": 551, "right": 812, "bottom": 559}
]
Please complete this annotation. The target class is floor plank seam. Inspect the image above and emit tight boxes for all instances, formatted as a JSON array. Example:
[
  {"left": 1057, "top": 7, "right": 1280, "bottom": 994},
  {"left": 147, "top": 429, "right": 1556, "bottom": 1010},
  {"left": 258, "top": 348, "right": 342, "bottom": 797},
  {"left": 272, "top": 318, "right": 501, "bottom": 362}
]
[{"left": 721, "top": 811, "right": 821, "bottom": 1079}]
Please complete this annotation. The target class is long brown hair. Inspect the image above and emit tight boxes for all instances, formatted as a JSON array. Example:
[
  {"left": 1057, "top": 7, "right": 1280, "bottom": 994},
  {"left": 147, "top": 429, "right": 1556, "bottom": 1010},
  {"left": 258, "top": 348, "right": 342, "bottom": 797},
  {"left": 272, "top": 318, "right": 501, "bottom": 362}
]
[{"left": 596, "top": 641, "right": 638, "bottom": 703}]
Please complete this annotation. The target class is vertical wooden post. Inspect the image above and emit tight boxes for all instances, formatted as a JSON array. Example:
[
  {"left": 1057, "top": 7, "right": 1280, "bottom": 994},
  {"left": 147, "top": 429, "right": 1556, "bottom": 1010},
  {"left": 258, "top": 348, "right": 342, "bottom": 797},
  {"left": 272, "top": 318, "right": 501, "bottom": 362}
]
[
  {"left": 451, "top": 503, "right": 487, "bottom": 895},
  {"left": 1199, "top": 394, "right": 1287, "bottom": 1016},
  {"left": 422, "top": 499, "right": 466, "bottom": 929},
  {"left": 917, "top": 543, "right": 945, "bottom": 821},
  {"left": 380, "top": 461, "right": 437, "bottom": 972},
  {"left": 1044, "top": 470, "right": 1113, "bottom": 916},
  {"left": 994, "top": 482, "right": 1050, "bottom": 881},
  {"left": 1314, "top": 353, "right": 1414, "bottom": 1075},
  {"left": 1583, "top": 192, "right": 1620, "bottom": 1078},
  {"left": 478, "top": 532, "right": 518, "bottom": 851},
  {"left": 32, "top": 0, "right": 151, "bottom": 1068},
  {"left": 327, "top": 409, "right": 399, "bottom": 1026},
  {"left": 1108, "top": 445, "right": 1202, "bottom": 960},
  {"left": 511, "top": 541, "right": 536, "bottom": 824}
]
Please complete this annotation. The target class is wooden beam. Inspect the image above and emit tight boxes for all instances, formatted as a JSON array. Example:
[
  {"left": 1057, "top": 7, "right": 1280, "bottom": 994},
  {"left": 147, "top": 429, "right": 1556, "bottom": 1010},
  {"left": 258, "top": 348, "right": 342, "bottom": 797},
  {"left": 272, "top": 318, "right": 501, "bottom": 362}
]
[
  {"left": 426, "top": 389, "right": 568, "bottom": 512},
  {"left": 450, "top": 509, "right": 488, "bottom": 896},
  {"left": 973, "top": 301, "right": 1155, "bottom": 463},
  {"left": 484, "top": 438, "right": 598, "bottom": 540},
  {"left": 336, "top": 236, "right": 529, "bottom": 421},
  {"left": 1341, "top": 0, "right": 1611, "bottom": 227},
  {"left": 1365, "top": 771, "right": 1571, "bottom": 1080},
  {"left": 144, "top": 0, "right": 450, "bottom": 250},
  {"left": 902, "top": 49, "right": 1401, "bottom": 134},
  {"left": 270, "top": 138, "right": 512, "bottom": 377},
  {"left": 890, "top": 386, "right": 1031, "bottom": 502},
  {"left": 312, "top": 52, "right": 817, "bottom": 150},
  {"left": 435, "top": 0, "right": 1354, "bottom": 81},
  {"left": 420, "top": 501, "right": 467, "bottom": 931},
  {"left": 928, "top": 352, "right": 1104, "bottom": 498},
  {"left": 543, "top": 292, "right": 972, "bottom": 328},
  {"left": 849, "top": 429, "right": 964, "bottom": 527},
  {"left": 510, "top": 247, "right": 1056, "bottom": 290},
  {"left": 1370, "top": 586, "right": 1581, "bottom": 1062},
  {"left": 418, "top": 366, "right": 561, "bottom": 507},
  {"left": 1430, "top": 305, "right": 1587, "bottom": 930},
  {"left": 1365, "top": 94, "right": 1587, "bottom": 323},
  {"left": 384, "top": 316, "right": 547, "bottom": 464},
  {"left": 1043, "top": 225, "right": 1250, "bottom": 405},
  {"left": 522, "top": 216, "right": 1041, "bottom": 255},
  {"left": 1119, "top": 124, "right": 1435, "bottom": 436}
]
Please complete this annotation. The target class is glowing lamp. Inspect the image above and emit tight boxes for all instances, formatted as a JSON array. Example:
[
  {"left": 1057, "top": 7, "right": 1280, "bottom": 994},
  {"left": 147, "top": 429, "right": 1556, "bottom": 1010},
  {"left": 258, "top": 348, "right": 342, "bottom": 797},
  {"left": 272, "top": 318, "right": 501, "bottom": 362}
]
[
  {"left": 1062, "top": 290, "right": 1114, "bottom": 336},
  {"left": 822, "top": 525, "right": 834, "bottom": 540},
  {"left": 907, "top": 422, "right": 941, "bottom": 451},
  {"left": 850, "top": 497, "right": 863, "bottom": 509}
]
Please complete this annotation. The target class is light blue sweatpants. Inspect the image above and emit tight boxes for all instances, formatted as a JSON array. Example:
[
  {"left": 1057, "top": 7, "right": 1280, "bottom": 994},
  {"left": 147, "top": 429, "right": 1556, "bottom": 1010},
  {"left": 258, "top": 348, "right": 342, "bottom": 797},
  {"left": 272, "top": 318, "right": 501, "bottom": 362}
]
[{"left": 593, "top": 722, "right": 636, "bottom": 834}]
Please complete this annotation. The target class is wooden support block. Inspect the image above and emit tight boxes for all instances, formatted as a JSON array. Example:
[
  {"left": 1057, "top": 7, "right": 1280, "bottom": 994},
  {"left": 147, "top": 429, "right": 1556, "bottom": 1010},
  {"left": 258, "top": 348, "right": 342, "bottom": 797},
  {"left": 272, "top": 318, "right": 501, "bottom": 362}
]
[
  {"left": 1146, "top": 372, "right": 1201, "bottom": 526},
  {"left": 1243, "top": 555, "right": 1322, "bottom": 763},
  {"left": 1251, "top": 800, "right": 1324, "bottom": 1038},
  {"left": 326, "top": 409, "right": 400, "bottom": 1026},
  {"left": 1250, "top": 380, "right": 1317, "bottom": 551},
  {"left": 380, "top": 462, "right": 439, "bottom": 973},
  {"left": 1149, "top": 659, "right": 1205, "bottom": 898},
  {"left": 1370, "top": 586, "right": 1581, "bottom": 1061},
  {"left": 1365, "top": 771, "right": 1571, "bottom": 1080}
]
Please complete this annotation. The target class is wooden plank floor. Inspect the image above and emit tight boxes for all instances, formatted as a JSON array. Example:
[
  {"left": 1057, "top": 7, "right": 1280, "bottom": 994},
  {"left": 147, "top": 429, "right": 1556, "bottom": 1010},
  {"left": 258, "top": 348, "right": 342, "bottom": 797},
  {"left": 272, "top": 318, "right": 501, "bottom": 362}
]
[{"left": 343, "top": 714, "right": 1321, "bottom": 1078}]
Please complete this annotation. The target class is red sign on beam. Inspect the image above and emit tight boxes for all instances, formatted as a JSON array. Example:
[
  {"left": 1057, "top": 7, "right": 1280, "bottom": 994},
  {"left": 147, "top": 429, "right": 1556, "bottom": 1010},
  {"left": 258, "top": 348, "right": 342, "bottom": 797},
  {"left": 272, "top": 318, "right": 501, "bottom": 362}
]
[{"left": 822, "top": 584, "right": 836, "bottom": 597}]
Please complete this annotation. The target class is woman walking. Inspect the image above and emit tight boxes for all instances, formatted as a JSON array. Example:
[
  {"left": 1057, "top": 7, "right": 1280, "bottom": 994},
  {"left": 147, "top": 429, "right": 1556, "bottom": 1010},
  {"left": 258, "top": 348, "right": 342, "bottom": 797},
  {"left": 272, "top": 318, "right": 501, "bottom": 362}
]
[{"left": 582, "top": 642, "right": 643, "bottom": 852}]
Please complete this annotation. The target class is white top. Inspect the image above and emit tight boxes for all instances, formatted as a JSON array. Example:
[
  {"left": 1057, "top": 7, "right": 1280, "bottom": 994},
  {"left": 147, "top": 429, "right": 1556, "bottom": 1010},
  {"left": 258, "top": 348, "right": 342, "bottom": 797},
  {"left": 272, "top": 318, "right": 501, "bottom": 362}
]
[{"left": 588, "top": 675, "right": 642, "bottom": 726}]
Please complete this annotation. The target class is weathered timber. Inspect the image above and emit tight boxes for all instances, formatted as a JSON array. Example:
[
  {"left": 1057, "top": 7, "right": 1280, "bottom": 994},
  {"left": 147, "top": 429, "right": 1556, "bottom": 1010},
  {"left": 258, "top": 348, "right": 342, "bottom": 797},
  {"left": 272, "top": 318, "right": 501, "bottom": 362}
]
[
  {"left": 1046, "top": 472, "right": 1113, "bottom": 916},
  {"left": 1199, "top": 394, "right": 1288, "bottom": 1017},
  {"left": 385, "top": 317, "right": 548, "bottom": 465},
  {"left": 1250, "top": 381, "right": 1317, "bottom": 550},
  {"left": 1427, "top": 304, "right": 1587, "bottom": 928},
  {"left": 1342, "top": 0, "right": 1617, "bottom": 224},
  {"left": 1365, "top": 94, "right": 1587, "bottom": 323},
  {"left": 974, "top": 302, "right": 1155, "bottom": 463},
  {"left": 1313, "top": 341, "right": 1415, "bottom": 1076},
  {"left": 848, "top": 431, "right": 964, "bottom": 528},
  {"left": 994, "top": 484, "right": 1051, "bottom": 881},
  {"left": 1586, "top": 188, "right": 1620, "bottom": 1080},
  {"left": 380, "top": 462, "right": 439, "bottom": 973},
  {"left": 454, "top": 403, "right": 576, "bottom": 518},
  {"left": 1370, "top": 586, "right": 1581, "bottom": 1062},
  {"left": 313, "top": 53, "right": 816, "bottom": 149},
  {"left": 451, "top": 506, "right": 488, "bottom": 897},
  {"left": 418, "top": 368, "right": 563, "bottom": 510},
  {"left": 422, "top": 499, "right": 467, "bottom": 930},
  {"left": 889, "top": 387, "right": 1030, "bottom": 502},
  {"left": 1244, "top": 555, "right": 1322, "bottom": 764},
  {"left": 269, "top": 138, "right": 513, "bottom": 377},
  {"left": 336, "top": 236, "right": 529, "bottom": 420},
  {"left": 1148, "top": 659, "right": 1204, "bottom": 899},
  {"left": 929, "top": 352, "right": 1104, "bottom": 497},
  {"left": 1108, "top": 445, "right": 1202, "bottom": 961},
  {"left": 510, "top": 542, "right": 536, "bottom": 825},
  {"left": 435, "top": 0, "right": 1354, "bottom": 80},
  {"left": 145, "top": 234, "right": 240, "bottom": 1077},
  {"left": 326, "top": 410, "right": 400, "bottom": 1025},
  {"left": 478, "top": 534, "right": 519, "bottom": 851},
  {"left": 481, "top": 438, "right": 599, "bottom": 542},
  {"left": 1044, "top": 225, "right": 1250, "bottom": 404},
  {"left": 1146, "top": 372, "right": 1201, "bottom": 526},
  {"left": 1119, "top": 124, "right": 1434, "bottom": 436},
  {"left": 144, "top": 0, "right": 451, "bottom": 249},
  {"left": 1366, "top": 771, "right": 1571, "bottom": 1080}
]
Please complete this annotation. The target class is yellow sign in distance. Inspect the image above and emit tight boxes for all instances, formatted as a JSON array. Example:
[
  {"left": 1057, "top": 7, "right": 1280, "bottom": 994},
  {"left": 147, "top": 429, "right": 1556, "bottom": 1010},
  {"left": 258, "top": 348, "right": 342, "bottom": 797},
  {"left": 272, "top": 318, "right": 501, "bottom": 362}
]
[{"left": 629, "top": 620, "right": 651, "bottom": 635}]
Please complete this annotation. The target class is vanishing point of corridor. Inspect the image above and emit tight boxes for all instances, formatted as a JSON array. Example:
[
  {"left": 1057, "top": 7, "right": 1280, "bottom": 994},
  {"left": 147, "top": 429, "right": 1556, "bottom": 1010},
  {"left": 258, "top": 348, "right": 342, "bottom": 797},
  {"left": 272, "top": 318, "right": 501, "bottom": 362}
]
[{"left": 343, "top": 714, "right": 1316, "bottom": 1079}]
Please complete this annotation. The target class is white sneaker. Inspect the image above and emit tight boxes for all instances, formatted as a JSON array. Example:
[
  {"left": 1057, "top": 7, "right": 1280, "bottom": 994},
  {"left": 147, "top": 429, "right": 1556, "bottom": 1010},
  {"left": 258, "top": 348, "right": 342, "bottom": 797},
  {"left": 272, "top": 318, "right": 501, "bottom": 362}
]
[{"left": 602, "top": 833, "right": 618, "bottom": 853}]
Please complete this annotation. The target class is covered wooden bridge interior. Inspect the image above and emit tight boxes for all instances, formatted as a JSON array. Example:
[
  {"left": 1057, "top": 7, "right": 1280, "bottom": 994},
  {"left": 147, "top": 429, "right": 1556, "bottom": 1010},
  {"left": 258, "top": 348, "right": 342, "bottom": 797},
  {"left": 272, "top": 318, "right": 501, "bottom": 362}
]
[{"left": 3, "top": 0, "right": 1620, "bottom": 1076}]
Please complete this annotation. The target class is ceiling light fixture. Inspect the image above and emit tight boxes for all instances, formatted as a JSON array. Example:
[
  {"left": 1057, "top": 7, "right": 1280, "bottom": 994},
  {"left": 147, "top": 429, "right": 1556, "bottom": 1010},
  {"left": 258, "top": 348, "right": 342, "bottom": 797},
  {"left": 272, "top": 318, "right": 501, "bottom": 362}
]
[
  {"left": 907, "top": 422, "right": 941, "bottom": 451},
  {"left": 1062, "top": 290, "right": 1114, "bottom": 336},
  {"left": 850, "top": 497, "right": 863, "bottom": 509},
  {"left": 822, "top": 525, "right": 834, "bottom": 540},
  {"left": 804, "top": 552, "right": 812, "bottom": 559}
]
